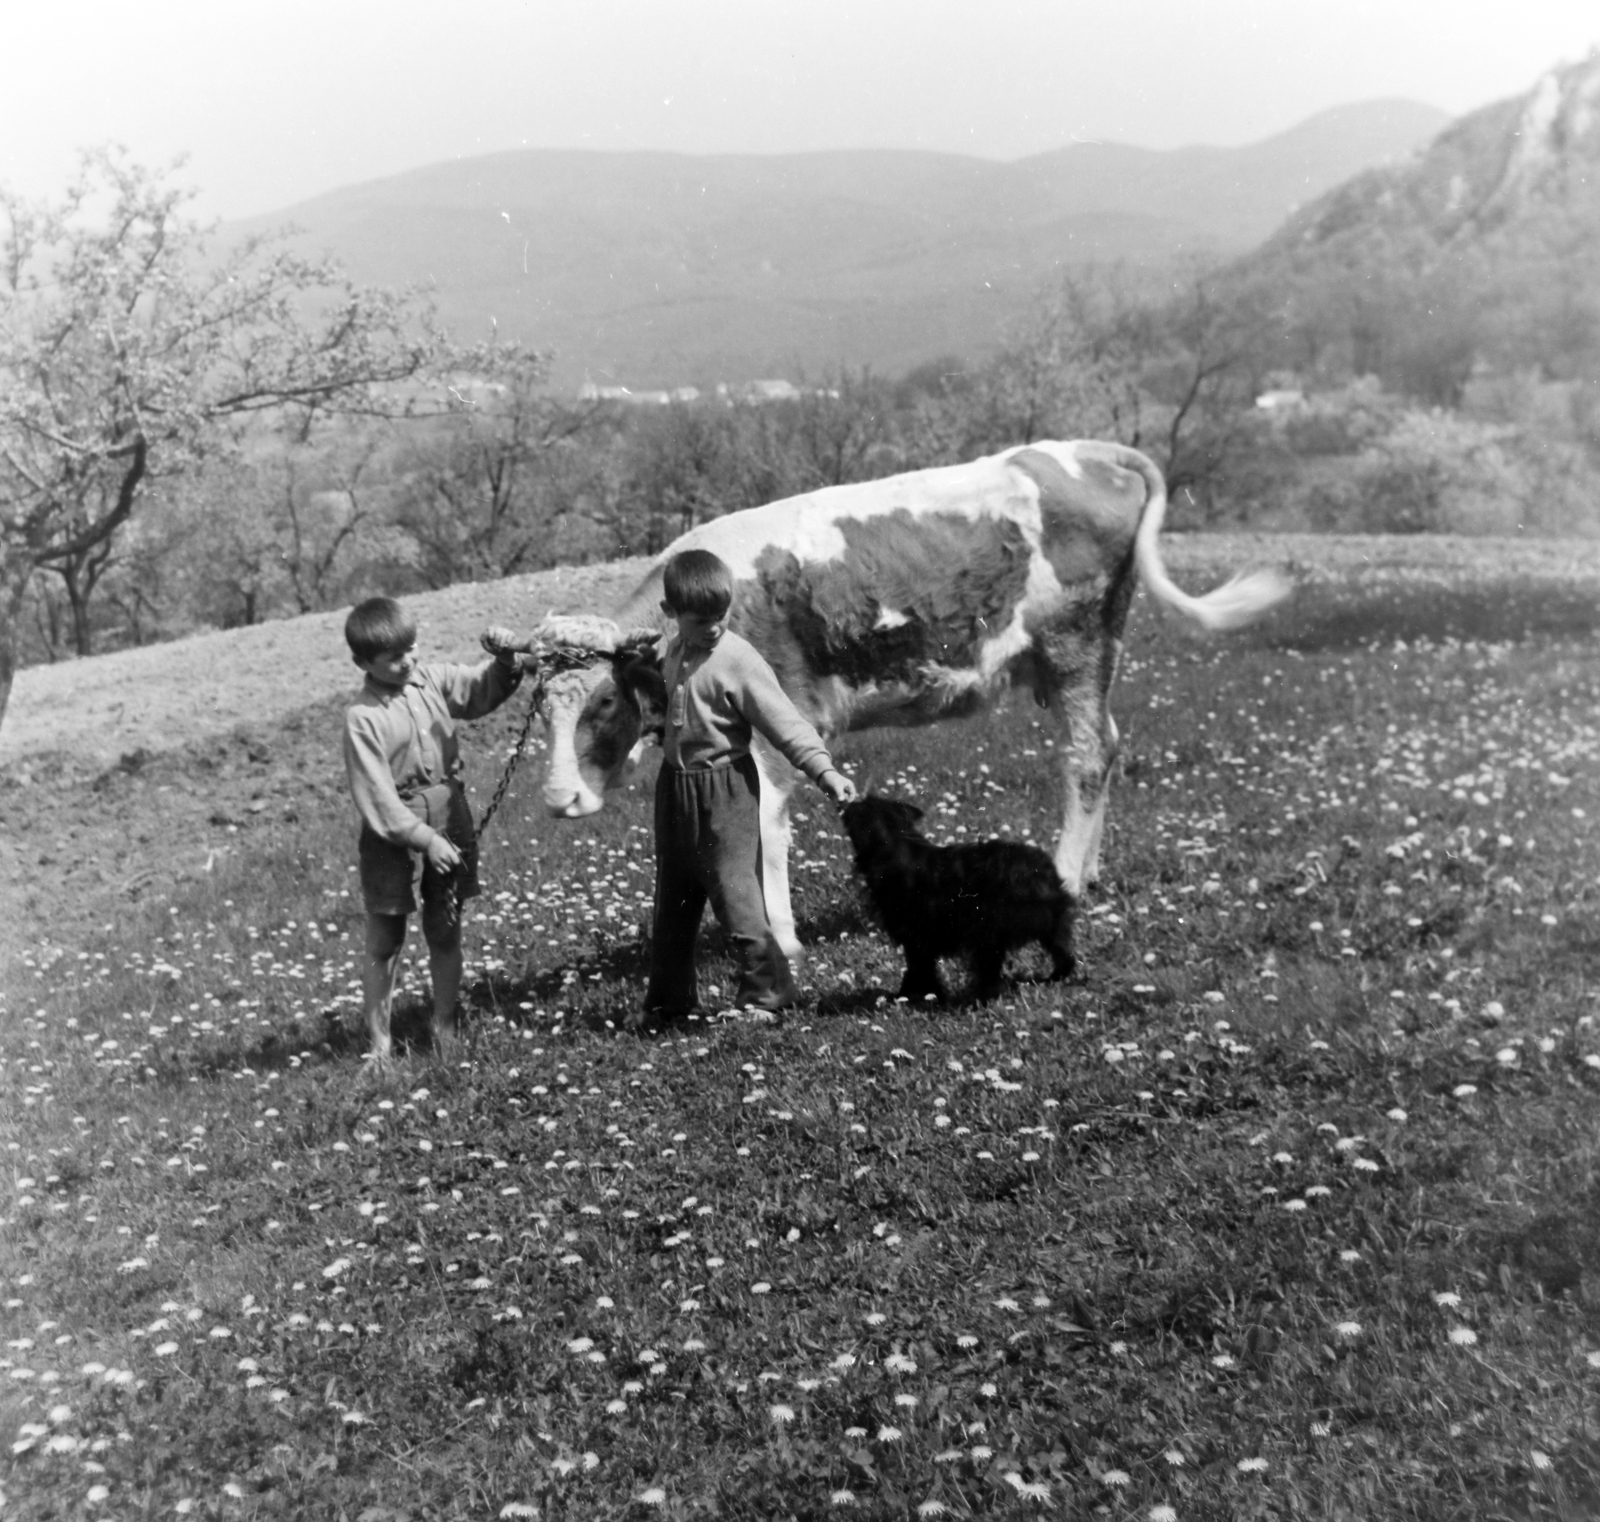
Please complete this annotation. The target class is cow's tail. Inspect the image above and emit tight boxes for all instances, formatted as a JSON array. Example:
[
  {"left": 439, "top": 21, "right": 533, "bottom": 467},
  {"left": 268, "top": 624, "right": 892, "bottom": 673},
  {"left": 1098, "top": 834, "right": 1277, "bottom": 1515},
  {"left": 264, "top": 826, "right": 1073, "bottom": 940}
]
[{"left": 1114, "top": 446, "right": 1291, "bottom": 631}]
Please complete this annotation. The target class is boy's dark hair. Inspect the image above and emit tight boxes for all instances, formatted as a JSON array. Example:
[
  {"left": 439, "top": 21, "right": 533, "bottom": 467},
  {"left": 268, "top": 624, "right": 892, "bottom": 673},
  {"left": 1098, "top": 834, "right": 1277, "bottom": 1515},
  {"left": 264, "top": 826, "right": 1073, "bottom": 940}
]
[
  {"left": 345, "top": 597, "right": 417, "bottom": 664},
  {"left": 662, "top": 549, "right": 734, "bottom": 618}
]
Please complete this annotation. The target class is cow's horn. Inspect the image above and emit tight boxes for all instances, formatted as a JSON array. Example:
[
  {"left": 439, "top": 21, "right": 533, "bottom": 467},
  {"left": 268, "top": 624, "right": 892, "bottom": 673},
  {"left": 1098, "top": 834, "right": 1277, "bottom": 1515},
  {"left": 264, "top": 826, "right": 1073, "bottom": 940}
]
[{"left": 536, "top": 614, "right": 623, "bottom": 653}]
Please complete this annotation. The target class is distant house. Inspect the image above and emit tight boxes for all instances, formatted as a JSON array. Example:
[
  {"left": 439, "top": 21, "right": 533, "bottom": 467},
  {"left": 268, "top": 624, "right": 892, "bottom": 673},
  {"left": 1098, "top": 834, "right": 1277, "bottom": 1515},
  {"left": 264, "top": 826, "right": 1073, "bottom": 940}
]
[
  {"left": 577, "top": 382, "right": 694, "bottom": 406},
  {"left": 746, "top": 379, "right": 801, "bottom": 403}
]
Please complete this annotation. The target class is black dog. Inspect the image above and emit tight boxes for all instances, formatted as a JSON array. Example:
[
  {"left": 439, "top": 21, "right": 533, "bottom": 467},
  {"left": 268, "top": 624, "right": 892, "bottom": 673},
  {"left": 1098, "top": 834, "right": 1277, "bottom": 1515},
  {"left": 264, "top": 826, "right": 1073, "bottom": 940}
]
[{"left": 840, "top": 795, "right": 1075, "bottom": 1003}]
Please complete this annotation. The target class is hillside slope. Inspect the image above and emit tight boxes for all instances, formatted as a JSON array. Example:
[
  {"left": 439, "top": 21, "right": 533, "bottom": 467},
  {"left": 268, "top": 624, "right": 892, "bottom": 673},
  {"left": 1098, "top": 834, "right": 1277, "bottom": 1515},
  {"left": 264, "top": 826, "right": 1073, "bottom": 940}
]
[
  {"left": 1231, "top": 53, "right": 1600, "bottom": 388},
  {"left": 234, "top": 101, "right": 1446, "bottom": 388}
]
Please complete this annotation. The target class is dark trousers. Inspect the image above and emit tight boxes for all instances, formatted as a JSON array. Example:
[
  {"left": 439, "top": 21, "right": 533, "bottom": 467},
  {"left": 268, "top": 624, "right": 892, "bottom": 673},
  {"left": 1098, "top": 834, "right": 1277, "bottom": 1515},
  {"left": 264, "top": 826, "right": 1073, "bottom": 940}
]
[{"left": 644, "top": 755, "right": 798, "bottom": 1015}]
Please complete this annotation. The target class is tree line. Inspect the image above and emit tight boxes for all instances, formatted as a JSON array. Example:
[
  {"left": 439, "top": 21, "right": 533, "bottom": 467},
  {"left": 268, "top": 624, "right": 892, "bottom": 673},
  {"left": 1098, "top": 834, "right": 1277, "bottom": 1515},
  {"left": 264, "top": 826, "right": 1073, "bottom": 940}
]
[{"left": 6, "top": 154, "right": 1598, "bottom": 729}]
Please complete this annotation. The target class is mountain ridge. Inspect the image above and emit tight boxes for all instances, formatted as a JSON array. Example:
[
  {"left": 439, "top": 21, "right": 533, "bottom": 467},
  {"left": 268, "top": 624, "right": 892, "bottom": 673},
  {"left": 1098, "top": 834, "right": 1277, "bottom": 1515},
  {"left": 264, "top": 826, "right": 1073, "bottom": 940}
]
[{"left": 233, "top": 98, "right": 1448, "bottom": 387}]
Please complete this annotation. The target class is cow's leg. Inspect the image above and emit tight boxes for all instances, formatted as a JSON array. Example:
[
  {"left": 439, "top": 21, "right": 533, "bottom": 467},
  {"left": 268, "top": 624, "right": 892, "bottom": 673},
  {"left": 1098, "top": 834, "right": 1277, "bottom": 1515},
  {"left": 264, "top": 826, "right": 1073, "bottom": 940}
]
[
  {"left": 1082, "top": 711, "right": 1120, "bottom": 888},
  {"left": 1039, "top": 625, "right": 1123, "bottom": 897},
  {"left": 1049, "top": 681, "right": 1116, "bottom": 899},
  {"left": 750, "top": 737, "right": 802, "bottom": 968}
]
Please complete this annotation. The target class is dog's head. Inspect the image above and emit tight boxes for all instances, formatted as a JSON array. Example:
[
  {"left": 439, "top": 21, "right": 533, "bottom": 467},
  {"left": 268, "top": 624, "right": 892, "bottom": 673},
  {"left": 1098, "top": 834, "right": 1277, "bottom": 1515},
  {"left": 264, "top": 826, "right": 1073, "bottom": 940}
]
[{"left": 840, "top": 794, "right": 925, "bottom": 865}]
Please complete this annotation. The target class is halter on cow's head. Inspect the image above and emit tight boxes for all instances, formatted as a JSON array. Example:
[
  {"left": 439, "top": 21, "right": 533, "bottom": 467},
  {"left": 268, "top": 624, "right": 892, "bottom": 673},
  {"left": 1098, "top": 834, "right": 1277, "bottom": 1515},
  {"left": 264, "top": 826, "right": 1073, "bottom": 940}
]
[{"left": 534, "top": 614, "right": 666, "bottom": 817}]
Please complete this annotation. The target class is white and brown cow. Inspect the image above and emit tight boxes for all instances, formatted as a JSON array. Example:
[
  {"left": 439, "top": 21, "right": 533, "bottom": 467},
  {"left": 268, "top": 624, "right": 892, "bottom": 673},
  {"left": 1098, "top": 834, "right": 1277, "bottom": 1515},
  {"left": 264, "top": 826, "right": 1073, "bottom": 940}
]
[{"left": 534, "top": 440, "right": 1288, "bottom": 965}]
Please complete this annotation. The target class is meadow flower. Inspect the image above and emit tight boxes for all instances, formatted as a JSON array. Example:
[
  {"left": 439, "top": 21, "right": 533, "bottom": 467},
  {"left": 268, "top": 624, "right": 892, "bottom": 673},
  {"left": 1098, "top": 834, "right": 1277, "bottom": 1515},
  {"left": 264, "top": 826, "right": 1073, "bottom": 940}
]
[
  {"left": 1386, "top": 1108, "right": 1408, "bottom": 1122},
  {"left": 1448, "top": 1327, "right": 1478, "bottom": 1346},
  {"left": 1339, "top": 1250, "right": 1362, "bottom": 1264},
  {"left": 979, "top": 1382, "right": 997, "bottom": 1397},
  {"left": 877, "top": 1425, "right": 903, "bottom": 1442},
  {"left": 970, "top": 1445, "right": 993, "bottom": 1460},
  {"left": 1149, "top": 1506, "right": 1178, "bottom": 1522},
  {"left": 1334, "top": 1321, "right": 1362, "bottom": 1338},
  {"left": 935, "top": 1448, "right": 963, "bottom": 1462},
  {"left": 895, "top": 1393, "right": 919, "bottom": 1409},
  {"left": 831, "top": 1353, "right": 856, "bottom": 1370},
  {"left": 1586, "top": 1351, "right": 1600, "bottom": 1369},
  {"left": 1212, "top": 1354, "right": 1236, "bottom": 1369},
  {"left": 1433, "top": 1292, "right": 1461, "bottom": 1309},
  {"left": 1453, "top": 1084, "right": 1478, "bottom": 1098},
  {"left": 1163, "top": 1449, "right": 1185, "bottom": 1466},
  {"left": 636, "top": 1487, "right": 667, "bottom": 1506},
  {"left": 1531, "top": 1451, "right": 1553, "bottom": 1471},
  {"left": 1283, "top": 1199, "right": 1307, "bottom": 1213},
  {"left": 606, "top": 1399, "right": 627, "bottom": 1414},
  {"left": 917, "top": 1501, "right": 948, "bottom": 1516},
  {"left": 769, "top": 1404, "right": 795, "bottom": 1424},
  {"left": 829, "top": 1491, "right": 856, "bottom": 1507},
  {"left": 86, "top": 1486, "right": 110, "bottom": 1504},
  {"left": 750, "top": 1283, "right": 771, "bottom": 1295},
  {"left": 1100, "top": 1469, "right": 1130, "bottom": 1487},
  {"left": 500, "top": 1505, "right": 539, "bottom": 1518},
  {"left": 154, "top": 1342, "right": 179, "bottom": 1357},
  {"left": 992, "top": 1296, "right": 1020, "bottom": 1311},
  {"left": 1236, "top": 1456, "right": 1268, "bottom": 1473}
]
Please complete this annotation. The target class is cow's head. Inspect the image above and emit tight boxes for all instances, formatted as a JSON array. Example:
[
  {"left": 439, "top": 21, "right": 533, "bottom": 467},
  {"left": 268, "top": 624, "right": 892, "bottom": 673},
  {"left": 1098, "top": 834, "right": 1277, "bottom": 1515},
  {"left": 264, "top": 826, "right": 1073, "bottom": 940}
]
[{"left": 537, "top": 615, "right": 666, "bottom": 817}]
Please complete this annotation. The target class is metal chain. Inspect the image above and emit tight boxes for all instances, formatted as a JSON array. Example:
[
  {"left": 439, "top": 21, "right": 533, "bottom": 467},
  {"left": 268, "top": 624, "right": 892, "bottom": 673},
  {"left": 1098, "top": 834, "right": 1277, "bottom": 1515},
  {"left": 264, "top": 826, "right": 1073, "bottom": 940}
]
[
  {"left": 474, "top": 669, "right": 547, "bottom": 840},
  {"left": 473, "top": 642, "right": 620, "bottom": 840}
]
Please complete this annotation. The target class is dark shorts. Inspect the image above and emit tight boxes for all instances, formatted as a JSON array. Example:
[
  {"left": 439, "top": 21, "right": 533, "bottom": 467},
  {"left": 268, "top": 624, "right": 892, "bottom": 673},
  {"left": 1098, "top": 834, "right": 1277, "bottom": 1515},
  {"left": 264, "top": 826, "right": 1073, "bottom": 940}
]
[{"left": 358, "top": 780, "right": 480, "bottom": 921}]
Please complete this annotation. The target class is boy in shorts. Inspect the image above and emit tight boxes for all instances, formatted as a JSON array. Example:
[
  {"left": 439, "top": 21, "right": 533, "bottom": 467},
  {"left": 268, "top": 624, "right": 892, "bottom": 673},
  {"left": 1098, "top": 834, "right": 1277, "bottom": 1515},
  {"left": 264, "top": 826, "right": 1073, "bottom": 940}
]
[
  {"left": 645, "top": 548, "right": 856, "bottom": 1022},
  {"left": 343, "top": 596, "right": 527, "bottom": 1060}
]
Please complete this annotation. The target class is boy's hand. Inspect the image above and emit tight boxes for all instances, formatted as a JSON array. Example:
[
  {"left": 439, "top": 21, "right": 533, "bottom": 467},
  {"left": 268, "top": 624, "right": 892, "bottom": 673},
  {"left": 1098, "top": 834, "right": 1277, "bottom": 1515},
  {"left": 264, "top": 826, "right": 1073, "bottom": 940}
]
[
  {"left": 820, "top": 770, "right": 858, "bottom": 805},
  {"left": 426, "top": 834, "right": 463, "bottom": 873},
  {"left": 480, "top": 627, "right": 526, "bottom": 664}
]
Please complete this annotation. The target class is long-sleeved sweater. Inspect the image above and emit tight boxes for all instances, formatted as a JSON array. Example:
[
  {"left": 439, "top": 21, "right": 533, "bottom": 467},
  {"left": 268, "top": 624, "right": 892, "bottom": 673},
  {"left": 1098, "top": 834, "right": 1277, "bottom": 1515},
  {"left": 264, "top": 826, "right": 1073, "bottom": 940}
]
[
  {"left": 661, "top": 629, "right": 834, "bottom": 781},
  {"left": 343, "top": 659, "right": 520, "bottom": 849}
]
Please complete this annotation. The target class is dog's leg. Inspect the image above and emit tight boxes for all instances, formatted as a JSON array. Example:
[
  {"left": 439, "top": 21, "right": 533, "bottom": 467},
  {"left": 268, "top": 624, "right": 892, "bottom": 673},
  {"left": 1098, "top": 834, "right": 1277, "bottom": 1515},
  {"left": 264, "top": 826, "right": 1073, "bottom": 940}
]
[
  {"left": 899, "top": 942, "right": 945, "bottom": 1004},
  {"left": 1045, "top": 914, "right": 1077, "bottom": 981},
  {"left": 971, "top": 945, "right": 1005, "bottom": 1003}
]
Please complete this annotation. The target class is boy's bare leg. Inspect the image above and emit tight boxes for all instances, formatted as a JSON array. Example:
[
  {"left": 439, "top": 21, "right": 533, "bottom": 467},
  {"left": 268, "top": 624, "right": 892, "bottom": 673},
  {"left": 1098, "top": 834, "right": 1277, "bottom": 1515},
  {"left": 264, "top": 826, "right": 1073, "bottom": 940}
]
[
  {"left": 423, "top": 911, "right": 464, "bottom": 1056},
  {"left": 363, "top": 913, "right": 409, "bottom": 1062}
]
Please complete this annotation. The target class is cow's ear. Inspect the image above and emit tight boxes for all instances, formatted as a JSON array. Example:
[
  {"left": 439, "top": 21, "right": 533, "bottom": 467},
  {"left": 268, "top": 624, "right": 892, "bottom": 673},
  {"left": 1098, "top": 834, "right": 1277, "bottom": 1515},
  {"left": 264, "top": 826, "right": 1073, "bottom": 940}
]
[{"left": 612, "top": 648, "right": 667, "bottom": 736}]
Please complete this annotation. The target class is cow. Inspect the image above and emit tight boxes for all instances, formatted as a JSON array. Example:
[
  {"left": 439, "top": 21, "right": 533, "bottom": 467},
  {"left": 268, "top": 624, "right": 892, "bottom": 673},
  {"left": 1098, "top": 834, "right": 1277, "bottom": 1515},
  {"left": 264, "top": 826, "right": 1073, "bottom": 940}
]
[{"left": 531, "top": 440, "right": 1288, "bottom": 968}]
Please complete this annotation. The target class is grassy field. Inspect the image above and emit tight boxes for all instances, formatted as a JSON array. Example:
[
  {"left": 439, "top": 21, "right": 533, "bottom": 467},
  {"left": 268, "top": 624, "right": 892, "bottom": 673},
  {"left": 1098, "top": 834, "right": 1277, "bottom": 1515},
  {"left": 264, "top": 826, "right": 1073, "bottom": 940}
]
[{"left": 2, "top": 535, "right": 1599, "bottom": 1521}]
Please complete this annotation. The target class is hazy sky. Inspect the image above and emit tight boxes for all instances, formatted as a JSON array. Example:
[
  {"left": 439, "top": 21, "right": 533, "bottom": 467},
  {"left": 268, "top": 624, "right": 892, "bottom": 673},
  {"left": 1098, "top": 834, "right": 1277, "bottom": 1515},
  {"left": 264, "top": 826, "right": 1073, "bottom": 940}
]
[{"left": 4, "top": 0, "right": 1597, "bottom": 219}]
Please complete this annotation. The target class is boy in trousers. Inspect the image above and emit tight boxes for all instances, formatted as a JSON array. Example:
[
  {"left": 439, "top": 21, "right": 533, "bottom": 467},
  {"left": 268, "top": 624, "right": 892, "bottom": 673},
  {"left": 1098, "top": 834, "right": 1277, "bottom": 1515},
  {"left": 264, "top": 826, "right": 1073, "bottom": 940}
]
[
  {"left": 343, "top": 596, "right": 527, "bottom": 1060},
  {"left": 646, "top": 548, "right": 856, "bottom": 1021}
]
